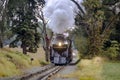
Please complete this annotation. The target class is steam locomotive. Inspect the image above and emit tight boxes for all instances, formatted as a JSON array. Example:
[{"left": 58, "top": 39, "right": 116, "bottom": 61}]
[{"left": 49, "top": 34, "right": 73, "bottom": 65}]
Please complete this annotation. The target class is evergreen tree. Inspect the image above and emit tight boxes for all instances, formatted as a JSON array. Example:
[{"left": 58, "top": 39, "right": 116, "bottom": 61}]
[{"left": 7, "top": 0, "right": 41, "bottom": 54}]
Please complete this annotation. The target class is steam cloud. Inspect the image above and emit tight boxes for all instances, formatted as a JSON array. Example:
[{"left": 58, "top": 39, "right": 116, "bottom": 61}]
[{"left": 43, "top": 0, "right": 84, "bottom": 34}]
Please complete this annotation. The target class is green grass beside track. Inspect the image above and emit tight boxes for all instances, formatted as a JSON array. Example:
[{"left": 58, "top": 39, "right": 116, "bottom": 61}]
[
  {"left": 0, "top": 48, "right": 46, "bottom": 77},
  {"left": 102, "top": 62, "right": 120, "bottom": 80},
  {"left": 77, "top": 58, "right": 120, "bottom": 80},
  {"left": 59, "top": 57, "right": 120, "bottom": 80}
]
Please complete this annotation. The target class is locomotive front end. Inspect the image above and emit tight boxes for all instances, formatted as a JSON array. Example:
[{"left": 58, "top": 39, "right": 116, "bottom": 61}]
[
  {"left": 50, "top": 34, "right": 72, "bottom": 65},
  {"left": 52, "top": 41, "right": 68, "bottom": 53}
]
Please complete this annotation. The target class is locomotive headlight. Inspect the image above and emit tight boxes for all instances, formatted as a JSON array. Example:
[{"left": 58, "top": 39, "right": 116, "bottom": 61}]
[{"left": 58, "top": 42, "right": 62, "bottom": 46}]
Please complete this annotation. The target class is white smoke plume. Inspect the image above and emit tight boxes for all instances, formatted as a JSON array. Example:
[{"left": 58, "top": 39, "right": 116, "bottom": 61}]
[{"left": 43, "top": 0, "right": 84, "bottom": 34}]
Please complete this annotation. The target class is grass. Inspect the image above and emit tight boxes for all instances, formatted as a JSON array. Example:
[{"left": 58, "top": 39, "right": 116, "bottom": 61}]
[
  {"left": 0, "top": 49, "right": 21, "bottom": 77},
  {"left": 101, "top": 62, "right": 120, "bottom": 80},
  {"left": 74, "top": 57, "right": 103, "bottom": 80},
  {"left": 0, "top": 47, "right": 47, "bottom": 77},
  {"left": 60, "top": 57, "right": 120, "bottom": 80}
]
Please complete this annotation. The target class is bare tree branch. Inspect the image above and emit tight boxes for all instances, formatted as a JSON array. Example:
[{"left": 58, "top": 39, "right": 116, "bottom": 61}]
[
  {"left": 71, "top": 0, "right": 85, "bottom": 15},
  {"left": 34, "top": 1, "right": 50, "bottom": 61}
]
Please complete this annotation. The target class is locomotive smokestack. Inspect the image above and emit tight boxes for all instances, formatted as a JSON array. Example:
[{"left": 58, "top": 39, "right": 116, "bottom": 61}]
[{"left": 43, "top": 0, "right": 84, "bottom": 34}]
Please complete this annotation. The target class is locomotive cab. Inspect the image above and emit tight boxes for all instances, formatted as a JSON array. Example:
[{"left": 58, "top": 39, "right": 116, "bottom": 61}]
[{"left": 50, "top": 34, "right": 72, "bottom": 65}]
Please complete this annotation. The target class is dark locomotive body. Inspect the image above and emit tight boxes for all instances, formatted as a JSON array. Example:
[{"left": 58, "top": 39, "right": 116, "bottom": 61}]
[{"left": 50, "top": 34, "right": 73, "bottom": 65}]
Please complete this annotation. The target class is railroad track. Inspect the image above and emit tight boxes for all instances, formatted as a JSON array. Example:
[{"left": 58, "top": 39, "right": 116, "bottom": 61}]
[
  {"left": 20, "top": 65, "right": 63, "bottom": 80},
  {"left": 0, "top": 64, "right": 64, "bottom": 80},
  {"left": 37, "top": 66, "right": 63, "bottom": 80}
]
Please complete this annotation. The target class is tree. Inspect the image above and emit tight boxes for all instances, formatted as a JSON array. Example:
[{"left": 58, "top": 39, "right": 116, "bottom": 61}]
[
  {"left": 103, "top": 40, "right": 120, "bottom": 60},
  {"left": 73, "top": 0, "right": 120, "bottom": 57},
  {"left": 72, "top": 0, "right": 106, "bottom": 57},
  {"left": 8, "top": 0, "right": 41, "bottom": 54},
  {"left": 103, "top": 1, "right": 120, "bottom": 43},
  {"left": 0, "top": 0, "right": 9, "bottom": 48},
  {"left": 34, "top": 0, "right": 50, "bottom": 61}
]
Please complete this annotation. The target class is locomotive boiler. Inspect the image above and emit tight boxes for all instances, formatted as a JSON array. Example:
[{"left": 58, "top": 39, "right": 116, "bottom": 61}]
[{"left": 49, "top": 34, "right": 73, "bottom": 65}]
